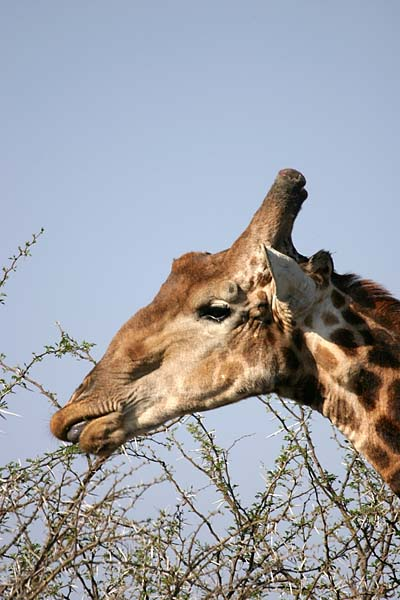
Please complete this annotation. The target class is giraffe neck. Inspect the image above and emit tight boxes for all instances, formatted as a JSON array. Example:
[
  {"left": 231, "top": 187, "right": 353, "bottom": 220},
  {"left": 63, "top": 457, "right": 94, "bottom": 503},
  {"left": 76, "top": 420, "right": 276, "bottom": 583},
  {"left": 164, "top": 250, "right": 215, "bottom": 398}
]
[{"left": 294, "top": 281, "right": 400, "bottom": 495}]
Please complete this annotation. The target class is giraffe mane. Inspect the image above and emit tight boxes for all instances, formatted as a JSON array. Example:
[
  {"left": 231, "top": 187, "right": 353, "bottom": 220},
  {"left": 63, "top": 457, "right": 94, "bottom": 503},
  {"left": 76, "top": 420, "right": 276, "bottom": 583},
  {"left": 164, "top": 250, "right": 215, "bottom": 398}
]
[{"left": 332, "top": 273, "right": 400, "bottom": 335}]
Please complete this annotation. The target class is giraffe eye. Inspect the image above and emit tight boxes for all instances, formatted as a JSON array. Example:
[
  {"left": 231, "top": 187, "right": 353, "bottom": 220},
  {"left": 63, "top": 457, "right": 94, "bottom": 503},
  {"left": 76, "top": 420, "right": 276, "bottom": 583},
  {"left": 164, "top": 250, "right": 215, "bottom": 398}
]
[{"left": 198, "top": 303, "right": 231, "bottom": 322}]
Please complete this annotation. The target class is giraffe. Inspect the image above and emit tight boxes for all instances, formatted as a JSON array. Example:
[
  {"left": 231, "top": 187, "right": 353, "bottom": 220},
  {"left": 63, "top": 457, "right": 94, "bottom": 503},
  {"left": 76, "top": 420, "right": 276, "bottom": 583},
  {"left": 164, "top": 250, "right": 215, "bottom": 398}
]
[{"left": 50, "top": 169, "right": 400, "bottom": 495}]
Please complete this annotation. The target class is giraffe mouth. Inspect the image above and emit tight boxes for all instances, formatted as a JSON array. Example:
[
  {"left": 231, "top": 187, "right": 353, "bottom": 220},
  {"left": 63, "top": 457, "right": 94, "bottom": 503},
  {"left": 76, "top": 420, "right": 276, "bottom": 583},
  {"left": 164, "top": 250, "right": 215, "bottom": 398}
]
[
  {"left": 50, "top": 401, "right": 120, "bottom": 445},
  {"left": 52, "top": 409, "right": 128, "bottom": 456},
  {"left": 66, "top": 420, "right": 89, "bottom": 443},
  {"left": 51, "top": 399, "right": 163, "bottom": 456}
]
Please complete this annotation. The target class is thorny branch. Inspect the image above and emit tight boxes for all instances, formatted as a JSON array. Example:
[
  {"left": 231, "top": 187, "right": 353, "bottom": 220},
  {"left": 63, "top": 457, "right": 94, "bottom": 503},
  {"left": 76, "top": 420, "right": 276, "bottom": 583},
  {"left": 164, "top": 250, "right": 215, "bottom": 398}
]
[
  {"left": 2, "top": 385, "right": 400, "bottom": 599},
  {"left": 2, "top": 234, "right": 400, "bottom": 599},
  {"left": 0, "top": 229, "right": 44, "bottom": 305}
]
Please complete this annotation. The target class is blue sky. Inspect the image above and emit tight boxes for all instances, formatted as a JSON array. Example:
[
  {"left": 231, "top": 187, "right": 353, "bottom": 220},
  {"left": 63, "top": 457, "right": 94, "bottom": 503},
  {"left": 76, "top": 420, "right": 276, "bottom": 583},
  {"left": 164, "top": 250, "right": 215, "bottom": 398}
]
[{"left": 2, "top": 1, "right": 400, "bottom": 492}]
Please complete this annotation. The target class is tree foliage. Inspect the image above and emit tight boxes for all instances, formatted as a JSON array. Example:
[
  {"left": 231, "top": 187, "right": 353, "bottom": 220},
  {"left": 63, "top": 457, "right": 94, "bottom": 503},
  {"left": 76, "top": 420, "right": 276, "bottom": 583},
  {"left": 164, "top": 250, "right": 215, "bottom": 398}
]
[{"left": 1, "top": 234, "right": 400, "bottom": 600}]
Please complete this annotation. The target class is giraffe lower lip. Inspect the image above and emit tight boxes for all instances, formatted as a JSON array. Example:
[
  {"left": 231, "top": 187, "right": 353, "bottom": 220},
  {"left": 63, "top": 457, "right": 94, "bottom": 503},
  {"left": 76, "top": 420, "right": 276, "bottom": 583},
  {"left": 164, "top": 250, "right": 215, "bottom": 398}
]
[{"left": 67, "top": 421, "right": 88, "bottom": 443}]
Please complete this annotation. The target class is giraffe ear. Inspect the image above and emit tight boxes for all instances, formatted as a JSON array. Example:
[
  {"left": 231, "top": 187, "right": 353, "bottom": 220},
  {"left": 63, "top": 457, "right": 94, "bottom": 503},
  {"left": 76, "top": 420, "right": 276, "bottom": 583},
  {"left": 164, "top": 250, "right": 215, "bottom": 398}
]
[{"left": 264, "top": 246, "right": 317, "bottom": 317}]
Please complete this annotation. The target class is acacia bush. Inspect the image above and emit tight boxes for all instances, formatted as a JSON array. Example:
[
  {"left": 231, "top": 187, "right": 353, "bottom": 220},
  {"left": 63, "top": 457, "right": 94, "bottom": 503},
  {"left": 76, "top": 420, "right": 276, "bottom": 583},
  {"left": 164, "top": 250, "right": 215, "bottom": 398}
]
[{"left": 1, "top": 235, "right": 400, "bottom": 600}]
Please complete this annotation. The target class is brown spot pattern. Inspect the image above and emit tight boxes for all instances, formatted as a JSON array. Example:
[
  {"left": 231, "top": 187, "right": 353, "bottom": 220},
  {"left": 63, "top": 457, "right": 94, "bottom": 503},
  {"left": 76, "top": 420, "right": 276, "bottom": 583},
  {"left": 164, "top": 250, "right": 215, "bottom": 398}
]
[
  {"left": 360, "top": 329, "right": 374, "bottom": 346},
  {"left": 347, "top": 368, "right": 381, "bottom": 411},
  {"left": 292, "top": 329, "right": 304, "bottom": 350},
  {"left": 375, "top": 417, "right": 400, "bottom": 454},
  {"left": 331, "top": 289, "right": 346, "bottom": 308},
  {"left": 387, "top": 380, "right": 400, "bottom": 422},
  {"left": 387, "top": 469, "right": 400, "bottom": 496},
  {"left": 322, "top": 312, "right": 339, "bottom": 326},
  {"left": 282, "top": 347, "right": 300, "bottom": 371},
  {"left": 304, "top": 314, "right": 313, "bottom": 328},
  {"left": 295, "top": 375, "right": 324, "bottom": 407},
  {"left": 342, "top": 308, "right": 366, "bottom": 328},
  {"left": 366, "top": 445, "right": 390, "bottom": 470},
  {"left": 368, "top": 348, "right": 400, "bottom": 369},
  {"left": 330, "top": 328, "right": 358, "bottom": 350}
]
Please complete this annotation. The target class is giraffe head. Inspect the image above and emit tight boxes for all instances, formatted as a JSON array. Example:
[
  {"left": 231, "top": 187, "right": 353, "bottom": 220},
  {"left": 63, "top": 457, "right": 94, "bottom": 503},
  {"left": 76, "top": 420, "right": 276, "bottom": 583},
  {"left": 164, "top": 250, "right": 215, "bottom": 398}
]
[
  {"left": 50, "top": 169, "right": 400, "bottom": 495},
  {"left": 50, "top": 169, "right": 314, "bottom": 451}
]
